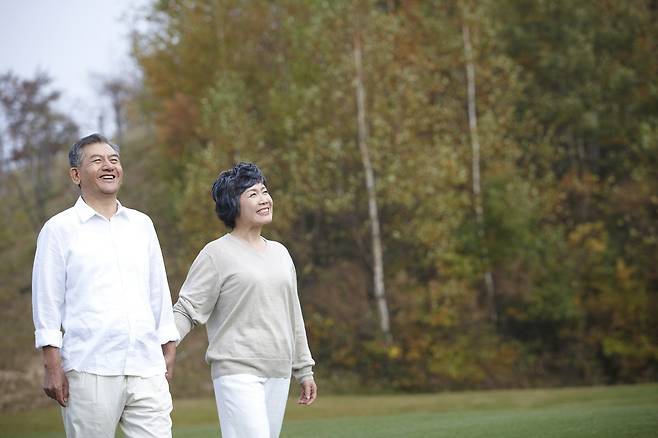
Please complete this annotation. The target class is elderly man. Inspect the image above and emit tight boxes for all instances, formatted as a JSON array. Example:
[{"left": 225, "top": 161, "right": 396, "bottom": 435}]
[{"left": 32, "top": 133, "right": 179, "bottom": 438}]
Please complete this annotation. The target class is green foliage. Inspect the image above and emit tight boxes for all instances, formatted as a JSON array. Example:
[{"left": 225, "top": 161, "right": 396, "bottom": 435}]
[
  {"left": 130, "top": 0, "right": 658, "bottom": 391},
  {"left": 1, "top": 0, "right": 656, "bottom": 400}
]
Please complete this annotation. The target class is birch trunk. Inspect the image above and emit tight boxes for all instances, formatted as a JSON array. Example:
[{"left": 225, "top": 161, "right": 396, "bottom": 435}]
[
  {"left": 353, "top": 32, "right": 392, "bottom": 342},
  {"left": 462, "top": 19, "right": 497, "bottom": 321}
]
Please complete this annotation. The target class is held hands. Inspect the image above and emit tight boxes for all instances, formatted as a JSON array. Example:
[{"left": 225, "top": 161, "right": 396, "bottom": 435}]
[
  {"left": 42, "top": 346, "right": 69, "bottom": 407},
  {"left": 162, "top": 341, "right": 177, "bottom": 382},
  {"left": 297, "top": 379, "right": 317, "bottom": 406}
]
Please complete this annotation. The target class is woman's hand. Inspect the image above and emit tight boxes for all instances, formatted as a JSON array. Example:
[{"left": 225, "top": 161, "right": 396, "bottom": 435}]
[{"left": 297, "top": 379, "right": 317, "bottom": 405}]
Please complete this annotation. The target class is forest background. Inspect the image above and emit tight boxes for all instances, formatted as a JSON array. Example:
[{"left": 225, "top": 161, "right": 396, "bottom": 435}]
[{"left": 1, "top": 0, "right": 656, "bottom": 411}]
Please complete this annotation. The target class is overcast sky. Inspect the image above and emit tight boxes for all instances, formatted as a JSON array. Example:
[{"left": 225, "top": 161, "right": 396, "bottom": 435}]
[{"left": 0, "top": 0, "right": 150, "bottom": 135}]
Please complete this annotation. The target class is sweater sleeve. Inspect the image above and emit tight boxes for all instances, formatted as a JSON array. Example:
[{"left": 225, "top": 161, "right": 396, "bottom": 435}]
[
  {"left": 173, "top": 249, "right": 221, "bottom": 343},
  {"left": 290, "top": 263, "right": 315, "bottom": 383}
]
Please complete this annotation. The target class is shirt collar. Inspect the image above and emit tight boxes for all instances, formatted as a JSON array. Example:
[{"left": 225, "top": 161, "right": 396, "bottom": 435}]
[{"left": 74, "top": 196, "right": 127, "bottom": 223}]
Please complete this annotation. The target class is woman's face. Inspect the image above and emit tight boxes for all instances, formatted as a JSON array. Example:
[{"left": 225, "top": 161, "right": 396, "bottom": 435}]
[{"left": 235, "top": 182, "right": 273, "bottom": 229}]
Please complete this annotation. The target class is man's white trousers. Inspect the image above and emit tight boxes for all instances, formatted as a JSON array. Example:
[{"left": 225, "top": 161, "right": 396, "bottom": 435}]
[{"left": 61, "top": 371, "right": 172, "bottom": 438}]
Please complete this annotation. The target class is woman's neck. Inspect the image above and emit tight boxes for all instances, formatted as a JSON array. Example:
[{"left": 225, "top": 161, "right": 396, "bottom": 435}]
[{"left": 230, "top": 226, "right": 265, "bottom": 249}]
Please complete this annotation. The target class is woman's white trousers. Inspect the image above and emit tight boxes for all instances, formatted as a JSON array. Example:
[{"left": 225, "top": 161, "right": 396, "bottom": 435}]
[{"left": 213, "top": 373, "right": 291, "bottom": 438}]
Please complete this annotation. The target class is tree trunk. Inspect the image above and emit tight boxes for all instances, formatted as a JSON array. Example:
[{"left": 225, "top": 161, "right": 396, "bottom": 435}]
[
  {"left": 0, "top": 136, "right": 5, "bottom": 196},
  {"left": 353, "top": 32, "right": 392, "bottom": 342},
  {"left": 113, "top": 100, "right": 124, "bottom": 146},
  {"left": 462, "top": 18, "right": 497, "bottom": 321}
]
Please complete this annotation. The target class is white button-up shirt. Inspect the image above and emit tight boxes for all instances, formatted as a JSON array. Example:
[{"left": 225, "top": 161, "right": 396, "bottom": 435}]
[{"left": 32, "top": 197, "right": 179, "bottom": 377}]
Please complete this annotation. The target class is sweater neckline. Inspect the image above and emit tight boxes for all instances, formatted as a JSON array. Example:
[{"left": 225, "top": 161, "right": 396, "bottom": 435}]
[{"left": 226, "top": 233, "right": 269, "bottom": 255}]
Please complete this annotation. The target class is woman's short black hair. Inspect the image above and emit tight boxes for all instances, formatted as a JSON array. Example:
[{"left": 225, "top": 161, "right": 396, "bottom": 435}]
[{"left": 211, "top": 162, "right": 267, "bottom": 228}]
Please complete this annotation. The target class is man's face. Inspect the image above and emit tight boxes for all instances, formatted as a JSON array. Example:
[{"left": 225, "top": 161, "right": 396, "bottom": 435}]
[
  {"left": 235, "top": 182, "right": 273, "bottom": 228},
  {"left": 70, "top": 142, "right": 123, "bottom": 198}
]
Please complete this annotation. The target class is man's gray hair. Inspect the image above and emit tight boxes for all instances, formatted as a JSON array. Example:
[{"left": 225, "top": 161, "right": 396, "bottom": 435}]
[{"left": 69, "top": 133, "right": 120, "bottom": 168}]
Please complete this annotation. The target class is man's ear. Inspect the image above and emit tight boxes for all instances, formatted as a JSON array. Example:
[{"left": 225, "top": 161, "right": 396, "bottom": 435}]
[{"left": 70, "top": 167, "right": 81, "bottom": 186}]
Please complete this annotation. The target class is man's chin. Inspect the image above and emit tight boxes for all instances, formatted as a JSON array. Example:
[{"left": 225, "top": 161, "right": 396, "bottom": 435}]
[
  {"left": 101, "top": 184, "right": 121, "bottom": 193},
  {"left": 99, "top": 188, "right": 121, "bottom": 196}
]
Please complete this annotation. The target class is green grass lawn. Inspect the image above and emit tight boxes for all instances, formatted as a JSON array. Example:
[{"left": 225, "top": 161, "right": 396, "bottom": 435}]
[{"left": 1, "top": 383, "right": 656, "bottom": 438}]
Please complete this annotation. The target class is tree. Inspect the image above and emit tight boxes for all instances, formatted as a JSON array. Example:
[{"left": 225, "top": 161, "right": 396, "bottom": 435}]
[
  {"left": 127, "top": 0, "right": 658, "bottom": 391},
  {"left": 353, "top": 28, "right": 392, "bottom": 342},
  {"left": 491, "top": 0, "right": 658, "bottom": 382},
  {"left": 96, "top": 76, "right": 132, "bottom": 145},
  {"left": 0, "top": 72, "right": 79, "bottom": 411},
  {"left": 461, "top": 2, "right": 496, "bottom": 321},
  {"left": 0, "top": 71, "right": 78, "bottom": 231}
]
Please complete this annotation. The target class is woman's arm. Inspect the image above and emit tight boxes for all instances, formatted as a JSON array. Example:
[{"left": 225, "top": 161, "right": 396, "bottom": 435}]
[{"left": 173, "top": 249, "right": 222, "bottom": 342}]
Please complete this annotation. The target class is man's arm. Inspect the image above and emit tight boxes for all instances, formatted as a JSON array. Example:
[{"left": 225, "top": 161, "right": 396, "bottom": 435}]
[
  {"left": 146, "top": 220, "right": 180, "bottom": 377},
  {"left": 33, "top": 223, "right": 68, "bottom": 405},
  {"left": 162, "top": 341, "right": 176, "bottom": 382},
  {"left": 42, "top": 346, "right": 69, "bottom": 407}
]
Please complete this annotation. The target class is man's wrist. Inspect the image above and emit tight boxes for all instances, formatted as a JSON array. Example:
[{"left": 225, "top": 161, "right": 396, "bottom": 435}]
[
  {"left": 162, "top": 341, "right": 176, "bottom": 354},
  {"left": 42, "top": 346, "right": 62, "bottom": 368}
]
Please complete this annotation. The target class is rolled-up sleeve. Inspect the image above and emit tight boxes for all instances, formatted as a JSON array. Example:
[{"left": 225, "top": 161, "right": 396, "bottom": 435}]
[{"left": 32, "top": 223, "right": 66, "bottom": 349}]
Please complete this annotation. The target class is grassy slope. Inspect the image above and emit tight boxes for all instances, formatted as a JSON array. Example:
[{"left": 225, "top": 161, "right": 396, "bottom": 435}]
[{"left": 0, "top": 383, "right": 656, "bottom": 438}]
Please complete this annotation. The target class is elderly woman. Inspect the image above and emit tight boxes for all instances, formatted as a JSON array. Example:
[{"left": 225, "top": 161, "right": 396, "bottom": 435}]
[{"left": 173, "top": 162, "right": 317, "bottom": 438}]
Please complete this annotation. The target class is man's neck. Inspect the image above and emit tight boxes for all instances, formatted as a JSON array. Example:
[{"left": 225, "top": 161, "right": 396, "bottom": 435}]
[{"left": 81, "top": 194, "right": 119, "bottom": 220}]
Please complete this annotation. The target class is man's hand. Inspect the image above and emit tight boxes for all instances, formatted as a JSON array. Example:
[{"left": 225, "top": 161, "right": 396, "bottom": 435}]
[
  {"left": 297, "top": 379, "right": 317, "bottom": 406},
  {"left": 162, "top": 341, "right": 176, "bottom": 382},
  {"left": 42, "top": 346, "right": 68, "bottom": 407}
]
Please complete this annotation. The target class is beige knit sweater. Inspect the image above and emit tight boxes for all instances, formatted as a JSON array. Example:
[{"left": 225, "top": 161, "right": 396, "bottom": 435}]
[{"left": 173, "top": 233, "right": 315, "bottom": 382}]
